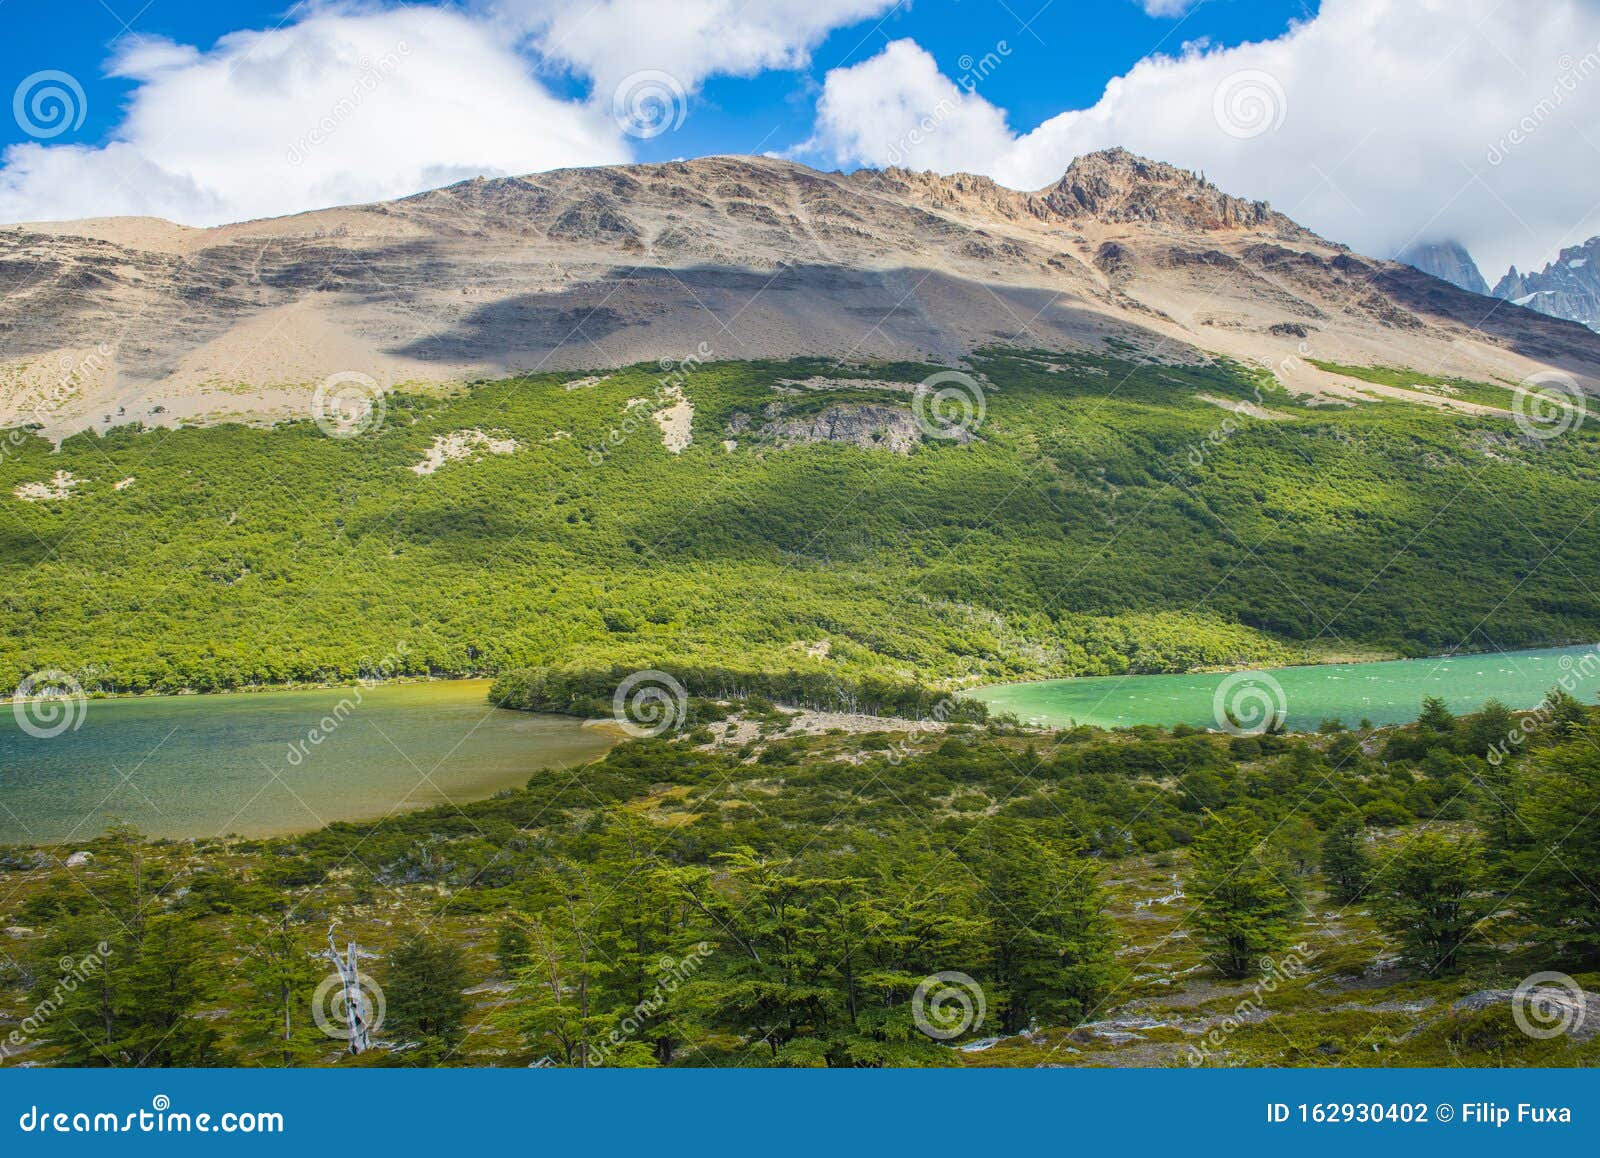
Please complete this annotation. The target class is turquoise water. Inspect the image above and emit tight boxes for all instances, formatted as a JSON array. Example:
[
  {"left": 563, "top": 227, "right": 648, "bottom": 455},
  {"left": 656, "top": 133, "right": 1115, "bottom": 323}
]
[
  {"left": 0, "top": 680, "right": 617, "bottom": 844},
  {"left": 971, "top": 644, "right": 1600, "bottom": 732}
]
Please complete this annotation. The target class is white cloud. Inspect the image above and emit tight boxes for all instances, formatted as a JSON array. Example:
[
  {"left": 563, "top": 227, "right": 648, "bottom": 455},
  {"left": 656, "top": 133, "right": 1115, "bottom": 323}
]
[
  {"left": 1139, "top": 0, "right": 1199, "bottom": 16},
  {"left": 806, "top": 0, "right": 1600, "bottom": 276},
  {"left": 494, "top": 0, "right": 898, "bottom": 95},
  {"left": 808, "top": 39, "right": 1016, "bottom": 172},
  {"left": 0, "top": 5, "right": 628, "bottom": 226},
  {"left": 0, "top": 0, "right": 903, "bottom": 227}
]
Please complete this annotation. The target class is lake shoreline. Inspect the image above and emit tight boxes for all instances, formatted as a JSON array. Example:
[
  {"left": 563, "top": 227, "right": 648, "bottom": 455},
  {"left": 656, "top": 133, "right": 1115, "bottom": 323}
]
[
  {"left": 969, "top": 641, "right": 1600, "bottom": 733},
  {"left": 963, "top": 638, "right": 1600, "bottom": 696}
]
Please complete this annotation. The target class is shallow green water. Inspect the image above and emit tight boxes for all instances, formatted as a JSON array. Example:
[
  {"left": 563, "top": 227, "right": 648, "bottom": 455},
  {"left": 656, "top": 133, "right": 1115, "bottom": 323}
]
[
  {"left": 971, "top": 644, "right": 1600, "bottom": 732},
  {"left": 0, "top": 680, "right": 617, "bottom": 844}
]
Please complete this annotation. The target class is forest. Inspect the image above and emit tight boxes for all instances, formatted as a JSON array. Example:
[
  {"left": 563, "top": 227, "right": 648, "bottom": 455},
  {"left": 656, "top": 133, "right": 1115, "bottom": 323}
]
[
  {"left": 2, "top": 689, "right": 1597, "bottom": 1068},
  {"left": 5, "top": 348, "right": 1600, "bottom": 697}
]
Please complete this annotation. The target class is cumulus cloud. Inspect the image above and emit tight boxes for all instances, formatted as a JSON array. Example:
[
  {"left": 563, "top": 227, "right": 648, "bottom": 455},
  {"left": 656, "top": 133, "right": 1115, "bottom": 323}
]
[
  {"left": 0, "top": 0, "right": 905, "bottom": 227},
  {"left": 494, "top": 0, "right": 898, "bottom": 95},
  {"left": 0, "top": 6, "right": 629, "bottom": 226},
  {"left": 807, "top": 0, "right": 1600, "bottom": 275}
]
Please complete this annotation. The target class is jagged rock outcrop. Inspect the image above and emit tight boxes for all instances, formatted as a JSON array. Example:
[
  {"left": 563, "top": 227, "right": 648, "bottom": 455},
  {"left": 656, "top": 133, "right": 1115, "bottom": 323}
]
[{"left": 1493, "top": 237, "right": 1600, "bottom": 332}]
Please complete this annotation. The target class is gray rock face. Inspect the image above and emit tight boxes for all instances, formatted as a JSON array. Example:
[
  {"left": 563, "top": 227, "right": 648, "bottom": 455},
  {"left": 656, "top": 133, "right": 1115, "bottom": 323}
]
[
  {"left": 1493, "top": 237, "right": 1600, "bottom": 332},
  {"left": 756, "top": 403, "right": 969, "bottom": 454},
  {"left": 1396, "top": 240, "right": 1490, "bottom": 296},
  {"left": 1450, "top": 986, "right": 1600, "bottom": 1042}
]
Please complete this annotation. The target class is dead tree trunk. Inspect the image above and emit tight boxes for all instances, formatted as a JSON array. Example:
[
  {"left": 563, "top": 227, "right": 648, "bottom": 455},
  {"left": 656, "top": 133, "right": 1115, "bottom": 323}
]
[{"left": 326, "top": 926, "right": 371, "bottom": 1054}]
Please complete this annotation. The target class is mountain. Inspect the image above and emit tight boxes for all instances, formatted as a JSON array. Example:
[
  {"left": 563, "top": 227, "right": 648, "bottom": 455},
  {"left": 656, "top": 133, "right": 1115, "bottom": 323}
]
[
  {"left": 4, "top": 149, "right": 1599, "bottom": 438},
  {"left": 1396, "top": 240, "right": 1490, "bottom": 296},
  {"left": 1493, "top": 236, "right": 1600, "bottom": 332}
]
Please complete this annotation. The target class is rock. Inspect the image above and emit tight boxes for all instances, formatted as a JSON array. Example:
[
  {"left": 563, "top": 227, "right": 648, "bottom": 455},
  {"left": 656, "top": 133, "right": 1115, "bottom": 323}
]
[
  {"left": 64, "top": 851, "right": 93, "bottom": 867},
  {"left": 3, "top": 926, "right": 34, "bottom": 937},
  {"left": 1451, "top": 986, "right": 1600, "bottom": 1042},
  {"left": 1396, "top": 240, "right": 1490, "bottom": 296},
  {"left": 758, "top": 404, "right": 960, "bottom": 455}
]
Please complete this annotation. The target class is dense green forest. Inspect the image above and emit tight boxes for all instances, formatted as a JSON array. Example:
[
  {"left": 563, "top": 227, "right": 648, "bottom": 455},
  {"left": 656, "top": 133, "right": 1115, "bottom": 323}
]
[
  {"left": 5, "top": 348, "right": 1600, "bottom": 695},
  {"left": 3, "top": 692, "right": 1597, "bottom": 1067}
]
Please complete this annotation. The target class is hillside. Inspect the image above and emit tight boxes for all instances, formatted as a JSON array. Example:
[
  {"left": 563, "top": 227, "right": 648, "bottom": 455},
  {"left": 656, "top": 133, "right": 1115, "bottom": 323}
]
[
  {"left": 4, "top": 151, "right": 1599, "bottom": 439},
  {"left": 5, "top": 348, "right": 1600, "bottom": 696}
]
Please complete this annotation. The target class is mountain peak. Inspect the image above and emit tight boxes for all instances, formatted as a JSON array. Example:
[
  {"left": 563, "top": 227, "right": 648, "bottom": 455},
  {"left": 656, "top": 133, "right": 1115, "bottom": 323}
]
[
  {"left": 1041, "top": 148, "right": 1304, "bottom": 235},
  {"left": 1396, "top": 240, "right": 1490, "bottom": 296}
]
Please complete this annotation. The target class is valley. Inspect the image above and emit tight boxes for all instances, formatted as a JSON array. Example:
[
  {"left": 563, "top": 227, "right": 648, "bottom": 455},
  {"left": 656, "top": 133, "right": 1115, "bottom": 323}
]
[{"left": 4, "top": 150, "right": 1600, "bottom": 1073}]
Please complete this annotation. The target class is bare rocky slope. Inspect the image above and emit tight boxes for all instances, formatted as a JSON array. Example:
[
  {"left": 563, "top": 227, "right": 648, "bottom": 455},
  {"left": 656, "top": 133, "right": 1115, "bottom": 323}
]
[{"left": 4, "top": 148, "right": 1600, "bottom": 437}]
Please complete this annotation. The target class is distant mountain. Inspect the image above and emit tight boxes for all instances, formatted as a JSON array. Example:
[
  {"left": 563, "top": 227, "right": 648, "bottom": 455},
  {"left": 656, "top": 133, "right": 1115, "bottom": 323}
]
[
  {"left": 1397, "top": 240, "right": 1490, "bottom": 296},
  {"left": 1493, "top": 237, "right": 1600, "bottom": 332}
]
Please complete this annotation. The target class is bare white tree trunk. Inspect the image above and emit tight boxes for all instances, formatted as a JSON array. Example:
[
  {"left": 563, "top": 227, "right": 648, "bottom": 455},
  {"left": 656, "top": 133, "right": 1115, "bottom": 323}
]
[{"left": 326, "top": 926, "right": 371, "bottom": 1054}]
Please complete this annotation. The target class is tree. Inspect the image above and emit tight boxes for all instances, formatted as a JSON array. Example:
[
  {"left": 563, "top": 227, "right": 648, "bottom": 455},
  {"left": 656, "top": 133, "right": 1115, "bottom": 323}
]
[
  {"left": 1321, "top": 816, "right": 1372, "bottom": 904},
  {"left": 1462, "top": 699, "right": 1515, "bottom": 758},
  {"left": 972, "top": 821, "right": 1117, "bottom": 1033},
  {"left": 383, "top": 931, "right": 470, "bottom": 1062},
  {"left": 235, "top": 908, "right": 325, "bottom": 1067},
  {"left": 1369, "top": 829, "right": 1485, "bottom": 974},
  {"left": 1417, "top": 696, "right": 1457, "bottom": 742},
  {"left": 1514, "top": 741, "right": 1600, "bottom": 957},
  {"left": 1189, "top": 810, "right": 1302, "bottom": 978}
]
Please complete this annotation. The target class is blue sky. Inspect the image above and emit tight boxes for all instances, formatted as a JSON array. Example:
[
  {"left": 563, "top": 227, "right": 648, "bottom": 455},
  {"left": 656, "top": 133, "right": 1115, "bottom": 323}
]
[
  {"left": 2, "top": 0, "right": 1315, "bottom": 160},
  {"left": 2, "top": 0, "right": 1598, "bottom": 274}
]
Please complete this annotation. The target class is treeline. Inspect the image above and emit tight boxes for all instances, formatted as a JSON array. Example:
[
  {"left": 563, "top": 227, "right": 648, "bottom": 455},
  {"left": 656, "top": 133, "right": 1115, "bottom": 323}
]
[{"left": 488, "top": 664, "right": 989, "bottom": 723}]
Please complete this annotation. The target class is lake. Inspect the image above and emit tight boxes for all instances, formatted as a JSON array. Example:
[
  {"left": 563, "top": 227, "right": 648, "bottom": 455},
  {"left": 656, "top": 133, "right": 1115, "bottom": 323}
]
[
  {"left": 970, "top": 643, "right": 1600, "bottom": 732},
  {"left": 0, "top": 680, "right": 618, "bottom": 845}
]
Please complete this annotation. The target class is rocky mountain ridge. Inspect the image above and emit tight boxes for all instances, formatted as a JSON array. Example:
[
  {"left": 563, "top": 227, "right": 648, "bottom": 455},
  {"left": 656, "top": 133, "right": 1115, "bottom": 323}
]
[{"left": 4, "top": 149, "right": 1599, "bottom": 437}]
